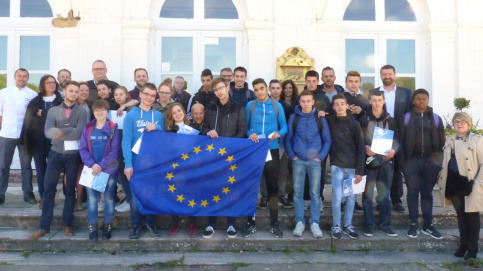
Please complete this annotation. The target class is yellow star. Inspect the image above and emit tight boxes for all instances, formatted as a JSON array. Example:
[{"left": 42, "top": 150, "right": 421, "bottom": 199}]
[
  {"left": 212, "top": 195, "right": 221, "bottom": 203},
  {"left": 193, "top": 146, "right": 202, "bottom": 154},
  {"left": 229, "top": 164, "right": 237, "bottom": 172},
  {"left": 176, "top": 194, "right": 185, "bottom": 203},
  {"left": 222, "top": 187, "right": 230, "bottom": 194},
  {"left": 171, "top": 163, "right": 179, "bottom": 169},
  {"left": 165, "top": 172, "right": 174, "bottom": 181},
  {"left": 188, "top": 199, "right": 196, "bottom": 208},
  {"left": 226, "top": 155, "right": 234, "bottom": 163},
  {"left": 218, "top": 148, "right": 227, "bottom": 156},
  {"left": 201, "top": 200, "right": 209, "bottom": 207},
  {"left": 206, "top": 144, "right": 214, "bottom": 152},
  {"left": 181, "top": 153, "right": 189, "bottom": 160},
  {"left": 168, "top": 184, "right": 176, "bottom": 193},
  {"left": 227, "top": 176, "right": 236, "bottom": 184}
]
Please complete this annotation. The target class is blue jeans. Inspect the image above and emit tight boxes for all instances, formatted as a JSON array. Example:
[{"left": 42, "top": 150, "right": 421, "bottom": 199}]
[
  {"left": 331, "top": 165, "right": 356, "bottom": 227},
  {"left": 40, "top": 151, "right": 81, "bottom": 231},
  {"left": 117, "top": 159, "right": 131, "bottom": 203},
  {"left": 32, "top": 140, "right": 51, "bottom": 200},
  {"left": 293, "top": 159, "right": 321, "bottom": 224},
  {"left": 86, "top": 178, "right": 116, "bottom": 225},
  {"left": 363, "top": 160, "right": 393, "bottom": 229}
]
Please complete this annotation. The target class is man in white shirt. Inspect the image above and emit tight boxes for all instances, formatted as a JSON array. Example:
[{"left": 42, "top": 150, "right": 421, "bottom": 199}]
[{"left": 0, "top": 68, "right": 38, "bottom": 205}]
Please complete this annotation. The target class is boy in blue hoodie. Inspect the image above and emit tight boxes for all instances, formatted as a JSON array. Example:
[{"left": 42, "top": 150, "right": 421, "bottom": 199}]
[
  {"left": 243, "top": 78, "right": 287, "bottom": 238},
  {"left": 122, "top": 82, "right": 164, "bottom": 239},
  {"left": 284, "top": 90, "right": 332, "bottom": 238}
]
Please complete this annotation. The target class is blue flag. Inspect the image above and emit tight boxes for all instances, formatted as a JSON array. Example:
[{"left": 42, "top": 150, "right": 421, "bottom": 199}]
[{"left": 130, "top": 131, "right": 270, "bottom": 217}]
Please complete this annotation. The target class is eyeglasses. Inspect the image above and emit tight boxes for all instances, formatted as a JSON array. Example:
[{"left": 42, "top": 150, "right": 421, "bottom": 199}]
[
  {"left": 45, "top": 81, "right": 57, "bottom": 85},
  {"left": 453, "top": 121, "right": 468, "bottom": 126},
  {"left": 214, "top": 85, "right": 226, "bottom": 92},
  {"left": 159, "top": 92, "right": 171, "bottom": 96},
  {"left": 92, "top": 68, "right": 106, "bottom": 72},
  {"left": 93, "top": 110, "right": 107, "bottom": 114},
  {"left": 141, "top": 92, "right": 156, "bottom": 98},
  {"left": 192, "top": 113, "right": 204, "bottom": 117}
]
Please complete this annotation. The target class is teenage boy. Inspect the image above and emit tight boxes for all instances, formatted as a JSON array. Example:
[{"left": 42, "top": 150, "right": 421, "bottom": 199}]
[
  {"left": 30, "top": 81, "right": 88, "bottom": 239},
  {"left": 202, "top": 77, "right": 247, "bottom": 239},
  {"left": 243, "top": 78, "right": 287, "bottom": 238},
  {"left": 343, "top": 71, "right": 369, "bottom": 122},
  {"left": 400, "top": 89, "right": 445, "bottom": 239},
  {"left": 359, "top": 90, "right": 398, "bottom": 237},
  {"left": 187, "top": 69, "right": 216, "bottom": 119},
  {"left": 327, "top": 93, "right": 365, "bottom": 239},
  {"left": 229, "top": 66, "right": 256, "bottom": 107},
  {"left": 122, "top": 82, "right": 165, "bottom": 239},
  {"left": 284, "top": 90, "right": 332, "bottom": 238}
]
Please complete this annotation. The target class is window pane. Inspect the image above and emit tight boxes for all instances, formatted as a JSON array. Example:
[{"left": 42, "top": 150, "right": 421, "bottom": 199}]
[
  {"left": 20, "top": 36, "right": 50, "bottom": 70},
  {"left": 343, "top": 0, "right": 375, "bottom": 21},
  {"left": 160, "top": 0, "right": 194, "bottom": 19},
  {"left": 361, "top": 77, "right": 374, "bottom": 92},
  {"left": 0, "top": 0, "right": 9, "bottom": 17},
  {"left": 161, "top": 37, "right": 193, "bottom": 72},
  {"left": 387, "top": 40, "right": 415, "bottom": 74},
  {"left": 204, "top": 37, "right": 236, "bottom": 73},
  {"left": 0, "top": 36, "right": 6, "bottom": 70},
  {"left": 385, "top": 0, "right": 416, "bottom": 21},
  {"left": 161, "top": 74, "right": 194, "bottom": 95},
  {"left": 0, "top": 74, "right": 6, "bottom": 89},
  {"left": 204, "top": 0, "right": 238, "bottom": 19},
  {"left": 20, "top": 0, "right": 53, "bottom": 17},
  {"left": 395, "top": 77, "right": 415, "bottom": 91},
  {"left": 27, "top": 74, "right": 43, "bottom": 93},
  {"left": 346, "top": 39, "right": 374, "bottom": 73}
]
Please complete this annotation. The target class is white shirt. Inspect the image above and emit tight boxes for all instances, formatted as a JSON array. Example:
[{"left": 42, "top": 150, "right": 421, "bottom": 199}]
[
  {"left": 0, "top": 85, "right": 38, "bottom": 138},
  {"left": 379, "top": 84, "right": 397, "bottom": 118}
]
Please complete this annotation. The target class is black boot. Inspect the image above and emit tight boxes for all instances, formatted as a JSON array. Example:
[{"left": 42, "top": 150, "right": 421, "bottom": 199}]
[
  {"left": 454, "top": 245, "right": 468, "bottom": 257},
  {"left": 89, "top": 224, "right": 98, "bottom": 241},
  {"left": 103, "top": 223, "right": 112, "bottom": 240},
  {"left": 465, "top": 249, "right": 478, "bottom": 260}
]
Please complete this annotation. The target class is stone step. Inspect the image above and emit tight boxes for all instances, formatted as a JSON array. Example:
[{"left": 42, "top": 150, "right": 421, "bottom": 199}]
[{"left": 0, "top": 227, "right": 479, "bottom": 253}]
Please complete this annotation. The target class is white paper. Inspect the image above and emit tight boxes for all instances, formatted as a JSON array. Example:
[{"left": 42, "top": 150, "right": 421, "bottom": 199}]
[
  {"left": 266, "top": 150, "right": 272, "bottom": 162},
  {"left": 109, "top": 110, "right": 126, "bottom": 129},
  {"left": 64, "top": 140, "right": 79, "bottom": 151},
  {"left": 79, "top": 166, "right": 94, "bottom": 188},
  {"left": 371, "top": 127, "right": 394, "bottom": 155},
  {"left": 79, "top": 165, "right": 110, "bottom": 193},
  {"left": 131, "top": 135, "right": 143, "bottom": 154},
  {"left": 351, "top": 175, "right": 367, "bottom": 195},
  {"left": 178, "top": 124, "right": 200, "bottom": 135}
]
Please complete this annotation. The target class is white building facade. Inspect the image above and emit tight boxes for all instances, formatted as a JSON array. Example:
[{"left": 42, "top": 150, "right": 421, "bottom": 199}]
[{"left": 1, "top": 0, "right": 482, "bottom": 119}]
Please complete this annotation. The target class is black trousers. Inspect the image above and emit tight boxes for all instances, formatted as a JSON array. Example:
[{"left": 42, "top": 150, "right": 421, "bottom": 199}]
[
  {"left": 390, "top": 162, "right": 403, "bottom": 206},
  {"left": 450, "top": 195, "right": 480, "bottom": 251}
]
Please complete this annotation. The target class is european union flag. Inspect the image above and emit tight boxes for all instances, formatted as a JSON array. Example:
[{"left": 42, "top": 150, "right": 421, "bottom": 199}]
[{"left": 130, "top": 131, "right": 270, "bottom": 217}]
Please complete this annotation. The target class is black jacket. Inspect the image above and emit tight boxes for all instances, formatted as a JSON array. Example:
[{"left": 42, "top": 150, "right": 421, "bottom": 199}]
[
  {"left": 399, "top": 106, "right": 445, "bottom": 165},
  {"left": 343, "top": 91, "right": 369, "bottom": 121},
  {"left": 295, "top": 85, "right": 333, "bottom": 115},
  {"left": 201, "top": 97, "right": 247, "bottom": 138},
  {"left": 172, "top": 90, "right": 192, "bottom": 112},
  {"left": 327, "top": 113, "right": 366, "bottom": 175},
  {"left": 20, "top": 94, "right": 64, "bottom": 154},
  {"left": 188, "top": 87, "right": 217, "bottom": 114},
  {"left": 370, "top": 86, "right": 413, "bottom": 129},
  {"left": 87, "top": 79, "right": 119, "bottom": 105},
  {"left": 229, "top": 81, "right": 256, "bottom": 107}
]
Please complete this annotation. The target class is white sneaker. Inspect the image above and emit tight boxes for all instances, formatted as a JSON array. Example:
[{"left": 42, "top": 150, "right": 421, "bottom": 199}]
[
  {"left": 304, "top": 200, "right": 310, "bottom": 211},
  {"left": 311, "top": 223, "right": 323, "bottom": 238},
  {"left": 293, "top": 221, "right": 305, "bottom": 237},
  {"left": 115, "top": 201, "right": 130, "bottom": 212},
  {"left": 98, "top": 201, "right": 105, "bottom": 213}
]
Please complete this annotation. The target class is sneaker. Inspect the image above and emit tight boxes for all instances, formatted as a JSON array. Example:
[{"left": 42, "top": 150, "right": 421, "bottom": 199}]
[
  {"left": 310, "top": 223, "right": 323, "bottom": 238},
  {"left": 332, "top": 226, "right": 342, "bottom": 239},
  {"left": 168, "top": 225, "right": 179, "bottom": 236},
  {"left": 279, "top": 196, "right": 293, "bottom": 209},
  {"left": 146, "top": 224, "right": 158, "bottom": 238},
  {"left": 241, "top": 220, "right": 256, "bottom": 237},
  {"left": 379, "top": 227, "right": 398, "bottom": 237},
  {"left": 421, "top": 225, "right": 443, "bottom": 240},
  {"left": 23, "top": 192, "right": 37, "bottom": 204},
  {"left": 304, "top": 200, "right": 310, "bottom": 211},
  {"left": 89, "top": 224, "right": 98, "bottom": 241},
  {"left": 393, "top": 203, "right": 405, "bottom": 213},
  {"left": 98, "top": 201, "right": 105, "bottom": 213},
  {"left": 342, "top": 226, "right": 359, "bottom": 239},
  {"left": 363, "top": 227, "right": 373, "bottom": 237},
  {"left": 129, "top": 225, "right": 141, "bottom": 239},
  {"left": 227, "top": 225, "right": 237, "bottom": 238},
  {"left": 115, "top": 201, "right": 130, "bottom": 212},
  {"left": 103, "top": 224, "right": 112, "bottom": 240},
  {"left": 292, "top": 221, "right": 305, "bottom": 237},
  {"left": 203, "top": 226, "right": 215, "bottom": 239},
  {"left": 270, "top": 223, "right": 283, "bottom": 238},
  {"left": 354, "top": 202, "right": 363, "bottom": 213},
  {"left": 407, "top": 223, "right": 419, "bottom": 238},
  {"left": 188, "top": 224, "right": 198, "bottom": 238},
  {"left": 258, "top": 196, "right": 268, "bottom": 210}
]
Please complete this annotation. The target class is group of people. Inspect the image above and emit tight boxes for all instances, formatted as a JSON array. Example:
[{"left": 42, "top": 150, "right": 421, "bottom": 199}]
[{"left": 0, "top": 60, "right": 481, "bottom": 260}]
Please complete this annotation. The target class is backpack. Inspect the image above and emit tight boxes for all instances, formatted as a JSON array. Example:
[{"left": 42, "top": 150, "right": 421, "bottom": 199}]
[
  {"left": 248, "top": 99, "right": 279, "bottom": 126},
  {"left": 292, "top": 111, "right": 323, "bottom": 141},
  {"left": 404, "top": 112, "right": 440, "bottom": 127}
]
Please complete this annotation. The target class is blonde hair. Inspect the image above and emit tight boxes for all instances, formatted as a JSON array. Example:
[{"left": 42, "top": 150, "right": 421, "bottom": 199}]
[
  {"left": 158, "top": 78, "right": 173, "bottom": 93},
  {"left": 113, "top": 85, "right": 131, "bottom": 105},
  {"left": 452, "top": 112, "right": 472, "bottom": 128}
]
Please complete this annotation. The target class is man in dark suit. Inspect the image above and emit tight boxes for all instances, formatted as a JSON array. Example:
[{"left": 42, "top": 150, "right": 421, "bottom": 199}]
[
  {"left": 370, "top": 64, "right": 413, "bottom": 213},
  {"left": 86, "top": 60, "right": 119, "bottom": 105}
]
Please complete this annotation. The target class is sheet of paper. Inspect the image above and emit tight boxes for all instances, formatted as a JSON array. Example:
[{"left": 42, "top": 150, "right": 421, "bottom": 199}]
[
  {"left": 132, "top": 135, "right": 143, "bottom": 154},
  {"left": 79, "top": 165, "right": 109, "bottom": 193},
  {"left": 351, "top": 175, "right": 367, "bottom": 195},
  {"left": 79, "top": 166, "right": 94, "bottom": 188},
  {"left": 265, "top": 150, "right": 272, "bottom": 162},
  {"left": 109, "top": 110, "right": 126, "bottom": 129},
  {"left": 371, "top": 127, "right": 394, "bottom": 155},
  {"left": 178, "top": 125, "right": 200, "bottom": 135},
  {"left": 64, "top": 140, "right": 79, "bottom": 151}
]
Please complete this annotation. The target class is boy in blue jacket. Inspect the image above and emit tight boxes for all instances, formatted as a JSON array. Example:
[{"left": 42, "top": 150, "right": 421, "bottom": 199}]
[
  {"left": 243, "top": 78, "right": 287, "bottom": 238},
  {"left": 284, "top": 90, "right": 332, "bottom": 238},
  {"left": 122, "top": 82, "right": 164, "bottom": 239}
]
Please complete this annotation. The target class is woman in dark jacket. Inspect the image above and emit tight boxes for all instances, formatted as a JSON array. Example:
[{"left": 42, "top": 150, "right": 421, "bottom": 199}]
[{"left": 20, "top": 75, "right": 63, "bottom": 208}]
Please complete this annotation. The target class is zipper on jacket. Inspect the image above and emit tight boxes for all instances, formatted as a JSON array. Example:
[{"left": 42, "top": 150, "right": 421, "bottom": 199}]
[
  {"left": 421, "top": 112, "right": 424, "bottom": 157},
  {"left": 262, "top": 103, "right": 266, "bottom": 135}
]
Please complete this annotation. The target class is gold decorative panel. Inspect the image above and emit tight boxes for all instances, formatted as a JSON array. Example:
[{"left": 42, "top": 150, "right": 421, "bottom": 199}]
[{"left": 276, "top": 47, "right": 315, "bottom": 91}]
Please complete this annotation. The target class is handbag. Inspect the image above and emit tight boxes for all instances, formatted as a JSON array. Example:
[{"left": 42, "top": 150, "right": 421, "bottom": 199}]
[
  {"left": 445, "top": 165, "right": 475, "bottom": 198},
  {"left": 366, "top": 154, "right": 383, "bottom": 169}
]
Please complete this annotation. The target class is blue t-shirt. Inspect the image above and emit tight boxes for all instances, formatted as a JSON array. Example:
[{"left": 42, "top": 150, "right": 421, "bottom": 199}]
[{"left": 90, "top": 127, "right": 108, "bottom": 163}]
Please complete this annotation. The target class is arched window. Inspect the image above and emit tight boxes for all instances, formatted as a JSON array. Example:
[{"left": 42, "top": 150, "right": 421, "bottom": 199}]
[
  {"left": 343, "top": 0, "right": 419, "bottom": 92},
  {"left": 160, "top": 0, "right": 238, "bottom": 19},
  {"left": 0, "top": 0, "right": 53, "bottom": 91}
]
